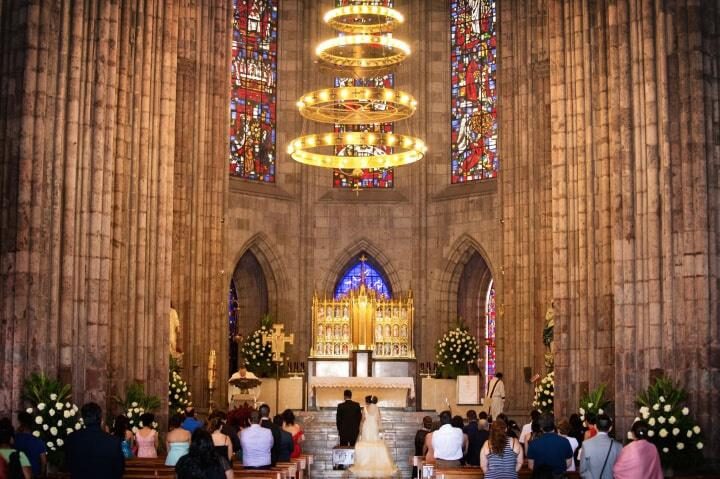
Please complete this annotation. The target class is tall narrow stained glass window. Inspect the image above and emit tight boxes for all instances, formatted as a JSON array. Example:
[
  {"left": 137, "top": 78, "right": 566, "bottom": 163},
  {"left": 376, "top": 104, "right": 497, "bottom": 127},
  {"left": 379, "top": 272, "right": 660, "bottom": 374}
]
[
  {"left": 333, "top": 0, "right": 394, "bottom": 189},
  {"left": 450, "top": 0, "right": 497, "bottom": 183},
  {"left": 484, "top": 280, "right": 496, "bottom": 392},
  {"left": 334, "top": 256, "right": 392, "bottom": 300},
  {"left": 230, "top": 0, "right": 278, "bottom": 182}
]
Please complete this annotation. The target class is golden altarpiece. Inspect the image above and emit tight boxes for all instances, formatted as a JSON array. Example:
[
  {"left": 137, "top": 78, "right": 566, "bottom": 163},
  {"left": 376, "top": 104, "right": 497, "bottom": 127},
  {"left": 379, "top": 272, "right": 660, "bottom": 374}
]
[{"left": 310, "top": 284, "right": 414, "bottom": 359}]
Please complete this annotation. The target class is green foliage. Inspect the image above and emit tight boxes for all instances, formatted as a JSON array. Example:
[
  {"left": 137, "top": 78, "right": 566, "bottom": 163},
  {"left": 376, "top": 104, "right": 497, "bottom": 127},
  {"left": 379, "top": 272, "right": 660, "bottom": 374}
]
[
  {"left": 114, "top": 382, "right": 161, "bottom": 412},
  {"left": 579, "top": 383, "right": 612, "bottom": 421},
  {"left": 635, "top": 376, "right": 704, "bottom": 470},
  {"left": 21, "top": 373, "right": 72, "bottom": 406}
]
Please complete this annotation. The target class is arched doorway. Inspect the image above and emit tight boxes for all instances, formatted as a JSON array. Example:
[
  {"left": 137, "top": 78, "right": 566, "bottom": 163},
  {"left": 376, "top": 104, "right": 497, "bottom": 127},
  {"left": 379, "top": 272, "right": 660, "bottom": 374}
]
[
  {"left": 456, "top": 250, "right": 495, "bottom": 392},
  {"left": 228, "top": 250, "right": 269, "bottom": 374}
]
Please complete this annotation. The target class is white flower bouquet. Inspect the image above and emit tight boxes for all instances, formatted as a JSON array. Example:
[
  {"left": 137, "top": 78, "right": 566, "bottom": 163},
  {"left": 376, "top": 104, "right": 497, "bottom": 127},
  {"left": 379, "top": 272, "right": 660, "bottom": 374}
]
[
  {"left": 635, "top": 377, "right": 704, "bottom": 470},
  {"left": 168, "top": 370, "right": 192, "bottom": 415},
  {"left": 579, "top": 383, "right": 611, "bottom": 422},
  {"left": 434, "top": 326, "right": 479, "bottom": 379},
  {"left": 240, "top": 325, "right": 273, "bottom": 376},
  {"left": 532, "top": 370, "right": 554, "bottom": 413},
  {"left": 21, "top": 373, "right": 82, "bottom": 465}
]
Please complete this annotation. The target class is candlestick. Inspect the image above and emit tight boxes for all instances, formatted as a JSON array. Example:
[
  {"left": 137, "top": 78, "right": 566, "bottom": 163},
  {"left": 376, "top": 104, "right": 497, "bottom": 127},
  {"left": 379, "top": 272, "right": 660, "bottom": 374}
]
[{"left": 208, "top": 349, "right": 217, "bottom": 389}]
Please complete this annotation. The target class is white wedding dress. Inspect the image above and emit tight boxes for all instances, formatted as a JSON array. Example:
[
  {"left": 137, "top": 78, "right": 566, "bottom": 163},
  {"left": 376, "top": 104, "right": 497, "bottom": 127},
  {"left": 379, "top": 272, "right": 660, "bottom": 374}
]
[{"left": 349, "top": 404, "right": 398, "bottom": 478}]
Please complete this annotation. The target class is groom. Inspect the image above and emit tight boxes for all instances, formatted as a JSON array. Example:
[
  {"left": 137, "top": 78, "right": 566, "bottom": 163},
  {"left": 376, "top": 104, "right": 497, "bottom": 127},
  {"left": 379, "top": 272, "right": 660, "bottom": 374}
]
[{"left": 336, "top": 389, "right": 362, "bottom": 447}]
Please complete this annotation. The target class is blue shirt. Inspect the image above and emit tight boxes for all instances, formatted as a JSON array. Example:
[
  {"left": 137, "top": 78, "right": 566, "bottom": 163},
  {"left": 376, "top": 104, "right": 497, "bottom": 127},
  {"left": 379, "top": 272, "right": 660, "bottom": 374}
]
[
  {"left": 13, "top": 431, "right": 46, "bottom": 476},
  {"left": 240, "top": 424, "right": 274, "bottom": 467},
  {"left": 527, "top": 432, "right": 573, "bottom": 474},
  {"left": 181, "top": 417, "right": 202, "bottom": 433}
]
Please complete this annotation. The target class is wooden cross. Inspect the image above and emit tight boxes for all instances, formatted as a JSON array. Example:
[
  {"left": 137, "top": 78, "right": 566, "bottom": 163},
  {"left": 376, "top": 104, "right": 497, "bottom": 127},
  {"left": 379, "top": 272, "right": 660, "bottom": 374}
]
[{"left": 263, "top": 324, "right": 294, "bottom": 362}]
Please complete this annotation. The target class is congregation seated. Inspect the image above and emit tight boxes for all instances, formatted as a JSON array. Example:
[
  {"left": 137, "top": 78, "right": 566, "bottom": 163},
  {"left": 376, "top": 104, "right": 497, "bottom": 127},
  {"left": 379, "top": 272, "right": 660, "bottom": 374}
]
[
  {"left": 165, "top": 414, "right": 191, "bottom": 466},
  {"left": 176, "top": 429, "right": 232, "bottom": 479},
  {"left": 112, "top": 414, "right": 135, "bottom": 459},
  {"left": 0, "top": 418, "right": 32, "bottom": 479},
  {"left": 15, "top": 411, "right": 48, "bottom": 477},
  {"left": 240, "top": 411, "right": 273, "bottom": 469},
  {"left": 135, "top": 413, "right": 158, "bottom": 458},
  {"left": 209, "top": 416, "right": 234, "bottom": 462},
  {"left": 281, "top": 409, "right": 304, "bottom": 459},
  {"left": 273, "top": 415, "right": 294, "bottom": 462}
]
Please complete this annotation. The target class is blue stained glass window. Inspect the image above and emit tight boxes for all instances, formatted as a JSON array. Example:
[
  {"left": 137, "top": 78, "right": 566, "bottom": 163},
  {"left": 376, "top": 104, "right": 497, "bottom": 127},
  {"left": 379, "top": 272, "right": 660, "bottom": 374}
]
[
  {"left": 334, "top": 259, "right": 392, "bottom": 299},
  {"left": 230, "top": 0, "right": 278, "bottom": 182},
  {"left": 451, "top": 0, "right": 498, "bottom": 183}
]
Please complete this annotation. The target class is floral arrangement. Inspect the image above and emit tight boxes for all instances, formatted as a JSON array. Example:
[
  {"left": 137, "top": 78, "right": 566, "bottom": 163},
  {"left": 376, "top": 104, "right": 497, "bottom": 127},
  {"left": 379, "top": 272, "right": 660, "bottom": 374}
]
[
  {"left": 434, "top": 325, "right": 480, "bottom": 379},
  {"left": 579, "top": 383, "right": 611, "bottom": 422},
  {"left": 114, "top": 382, "right": 161, "bottom": 432},
  {"left": 240, "top": 325, "right": 274, "bottom": 377},
  {"left": 21, "top": 373, "right": 82, "bottom": 465},
  {"left": 532, "top": 370, "right": 555, "bottom": 413},
  {"left": 168, "top": 370, "right": 192, "bottom": 415},
  {"left": 635, "top": 377, "right": 704, "bottom": 469}
]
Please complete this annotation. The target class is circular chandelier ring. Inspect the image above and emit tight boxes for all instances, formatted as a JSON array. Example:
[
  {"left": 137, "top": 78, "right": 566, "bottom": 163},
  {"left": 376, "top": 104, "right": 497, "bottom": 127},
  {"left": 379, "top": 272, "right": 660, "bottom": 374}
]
[
  {"left": 287, "top": 132, "right": 427, "bottom": 170},
  {"left": 315, "top": 35, "right": 410, "bottom": 69},
  {"left": 297, "top": 87, "right": 417, "bottom": 124},
  {"left": 323, "top": 5, "right": 404, "bottom": 34}
]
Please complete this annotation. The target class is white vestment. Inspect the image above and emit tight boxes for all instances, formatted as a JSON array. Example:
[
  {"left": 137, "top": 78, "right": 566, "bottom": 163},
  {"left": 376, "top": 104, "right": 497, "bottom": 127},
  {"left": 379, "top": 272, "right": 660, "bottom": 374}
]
[
  {"left": 486, "top": 377, "right": 505, "bottom": 417},
  {"left": 227, "top": 370, "right": 259, "bottom": 407}
]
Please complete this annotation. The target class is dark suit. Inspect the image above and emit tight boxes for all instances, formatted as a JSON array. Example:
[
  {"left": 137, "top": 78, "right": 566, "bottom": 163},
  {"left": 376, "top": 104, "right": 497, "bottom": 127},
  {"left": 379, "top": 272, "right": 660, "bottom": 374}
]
[
  {"left": 336, "top": 399, "right": 362, "bottom": 446},
  {"left": 260, "top": 417, "right": 282, "bottom": 466},
  {"left": 66, "top": 424, "right": 124, "bottom": 479},
  {"left": 463, "top": 421, "right": 488, "bottom": 466}
]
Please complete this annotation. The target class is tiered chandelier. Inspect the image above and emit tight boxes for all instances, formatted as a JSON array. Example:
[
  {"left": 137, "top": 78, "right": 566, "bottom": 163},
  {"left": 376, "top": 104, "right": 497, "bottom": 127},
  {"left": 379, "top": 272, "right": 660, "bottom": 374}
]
[{"left": 287, "top": 2, "right": 426, "bottom": 176}]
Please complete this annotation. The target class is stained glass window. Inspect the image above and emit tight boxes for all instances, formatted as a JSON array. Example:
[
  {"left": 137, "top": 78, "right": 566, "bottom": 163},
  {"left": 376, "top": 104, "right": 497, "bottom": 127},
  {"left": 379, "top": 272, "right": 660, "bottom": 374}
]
[
  {"left": 334, "top": 256, "right": 392, "bottom": 299},
  {"left": 333, "top": 0, "right": 394, "bottom": 189},
  {"left": 230, "top": 0, "right": 278, "bottom": 182},
  {"left": 484, "top": 280, "right": 496, "bottom": 392},
  {"left": 228, "top": 280, "right": 240, "bottom": 373},
  {"left": 451, "top": 0, "right": 498, "bottom": 183}
]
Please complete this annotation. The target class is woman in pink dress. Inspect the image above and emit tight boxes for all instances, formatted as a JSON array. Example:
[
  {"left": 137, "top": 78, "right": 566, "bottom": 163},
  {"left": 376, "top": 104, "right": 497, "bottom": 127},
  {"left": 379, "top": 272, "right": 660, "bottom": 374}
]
[
  {"left": 135, "top": 413, "right": 158, "bottom": 458},
  {"left": 613, "top": 421, "right": 663, "bottom": 479}
]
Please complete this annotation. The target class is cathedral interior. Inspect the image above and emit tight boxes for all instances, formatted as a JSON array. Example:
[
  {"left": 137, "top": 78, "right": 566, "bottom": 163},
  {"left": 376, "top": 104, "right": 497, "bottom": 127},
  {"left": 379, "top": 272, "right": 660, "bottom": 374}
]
[{"left": 1, "top": 0, "right": 719, "bottom": 467}]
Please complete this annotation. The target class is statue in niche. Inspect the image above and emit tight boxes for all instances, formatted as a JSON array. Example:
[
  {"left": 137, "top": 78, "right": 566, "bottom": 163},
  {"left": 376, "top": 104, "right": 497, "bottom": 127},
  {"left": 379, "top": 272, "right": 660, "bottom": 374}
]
[
  {"left": 400, "top": 325, "right": 407, "bottom": 338},
  {"left": 342, "top": 323, "right": 349, "bottom": 339},
  {"left": 543, "top": 302, "right": 555, "bottom": 372},
  {"left": 169, "top": 304, "right": 182, "bottom": 360},
  {"left": 392, "top": 325, "right": 399, "bottom": 337},
  {"left": 376, "top": 324, "right": 383, "bottom": 340}
]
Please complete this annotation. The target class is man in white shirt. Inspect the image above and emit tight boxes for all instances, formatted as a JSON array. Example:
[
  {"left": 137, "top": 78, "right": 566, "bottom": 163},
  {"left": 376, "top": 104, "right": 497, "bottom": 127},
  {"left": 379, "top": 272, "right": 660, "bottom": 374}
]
[
  {"left": 431, "top": 411, "right": 464, "bottom": 469},
  {"left": 519, "top": 409, "right": 540, "bottom": 454},
  {"left": 240, "top": 411, "right": 274, "bottom": 469},
  {"left": 486, "top": 372, "right": 505, "bottom": 419}
]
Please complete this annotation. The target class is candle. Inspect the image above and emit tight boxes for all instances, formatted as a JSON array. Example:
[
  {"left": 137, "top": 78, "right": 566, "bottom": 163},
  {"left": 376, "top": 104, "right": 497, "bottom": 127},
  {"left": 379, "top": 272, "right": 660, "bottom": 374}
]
[{"left": 208, "top": 349, "right": 217, "bottom": 389}]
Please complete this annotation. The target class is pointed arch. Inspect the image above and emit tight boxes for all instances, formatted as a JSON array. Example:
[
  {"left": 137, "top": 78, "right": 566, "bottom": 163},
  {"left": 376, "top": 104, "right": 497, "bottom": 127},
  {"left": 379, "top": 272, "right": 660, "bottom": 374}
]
[
  {"left": 321, "top": 238, "right": 402, "bottom": 298},
  {"left": 231, "top": 232, "right": 288, "bottom": 320},
  {"left": 437, "top": 234, "right": 496, "bottom": 328}
]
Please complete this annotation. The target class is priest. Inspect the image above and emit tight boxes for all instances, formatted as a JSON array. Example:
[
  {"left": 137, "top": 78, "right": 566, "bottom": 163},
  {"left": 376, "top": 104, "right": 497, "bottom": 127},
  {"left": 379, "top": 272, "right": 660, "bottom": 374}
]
[{"left": 228, "top": 362, "right": 260, "bottom": 408}]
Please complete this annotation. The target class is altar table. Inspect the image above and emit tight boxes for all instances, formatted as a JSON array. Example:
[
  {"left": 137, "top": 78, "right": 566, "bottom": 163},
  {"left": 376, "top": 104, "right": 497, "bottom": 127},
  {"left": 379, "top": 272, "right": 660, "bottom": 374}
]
[{"left": 309, "top": 376, "right": 415, "bottom": 408}]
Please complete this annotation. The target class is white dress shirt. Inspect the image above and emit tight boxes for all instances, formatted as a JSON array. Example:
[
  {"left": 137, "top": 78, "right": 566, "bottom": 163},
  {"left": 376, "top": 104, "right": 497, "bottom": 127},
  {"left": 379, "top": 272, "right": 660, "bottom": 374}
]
[
  {"left": 431, "top": 424, "right": 464, "bottom": 461},
  {"left": 240, "top": 424, "right": 273, "bottom": 467}
]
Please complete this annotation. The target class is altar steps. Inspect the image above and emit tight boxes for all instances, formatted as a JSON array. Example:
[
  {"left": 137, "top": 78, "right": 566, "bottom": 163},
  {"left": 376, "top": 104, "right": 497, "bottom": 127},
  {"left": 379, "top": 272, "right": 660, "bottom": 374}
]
[{"left": 298, "top": 410, "right": 426, "bottom": 478}]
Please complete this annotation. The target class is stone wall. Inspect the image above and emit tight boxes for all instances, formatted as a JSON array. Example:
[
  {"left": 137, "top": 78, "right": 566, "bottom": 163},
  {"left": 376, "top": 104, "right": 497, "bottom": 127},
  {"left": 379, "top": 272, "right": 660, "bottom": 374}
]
[{"left": 0, "top": 0, "right": 228, "bottom": 415}]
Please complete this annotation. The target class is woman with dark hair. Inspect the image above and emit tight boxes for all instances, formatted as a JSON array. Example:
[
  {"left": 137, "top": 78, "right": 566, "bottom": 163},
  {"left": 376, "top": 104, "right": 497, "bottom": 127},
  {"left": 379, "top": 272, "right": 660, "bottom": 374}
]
[
  {"left": 135, "top": 413, "right": 158, "bottom": 458},
  {"left": 165, "top": 414, "right": 191, "bottom": 466},
  {"left": 583, "top": 412, "right": 598, "bottom": 440},
  {"left": 175, "top": 429, "right": 233, "bottom": 479},
  {"left": 612, "top": 421, "right": 663, "bottom": 479},
  {"left": 281, "top": 409, "right": 304, "bottom": 459},
  {"left": 111, "top": 415, "right": 134, "bottom": 459},
  {"left": 208, "top": 417, "right": 233, "bottom": 462},
  {"left": 479, "top": 419, "right": 523, "bottom": 479}
]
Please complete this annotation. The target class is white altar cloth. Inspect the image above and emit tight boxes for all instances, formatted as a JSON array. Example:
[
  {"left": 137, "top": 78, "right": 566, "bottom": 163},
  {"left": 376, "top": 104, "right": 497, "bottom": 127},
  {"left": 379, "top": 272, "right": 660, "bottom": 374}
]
[{"left": 309, "top": 376, "right": 415, "bottom": 408}]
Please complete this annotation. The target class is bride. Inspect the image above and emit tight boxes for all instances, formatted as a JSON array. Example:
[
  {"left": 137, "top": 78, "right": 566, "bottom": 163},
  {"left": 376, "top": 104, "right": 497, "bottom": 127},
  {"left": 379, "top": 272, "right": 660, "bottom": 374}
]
[{"left": 350, "top": 395, "right": 398, "bottom": 478}]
